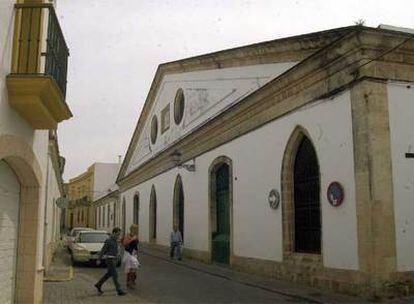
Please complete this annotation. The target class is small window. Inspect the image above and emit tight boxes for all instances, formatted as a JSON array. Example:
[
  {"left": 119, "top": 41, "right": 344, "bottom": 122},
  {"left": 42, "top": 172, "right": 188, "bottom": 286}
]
[
  {"left": 174, "top": 88, "right": 185, "bottom": 125},
  {"left": 161, "top": 104, "right": 170, "bottom": 134},
  {"left": 151, "top": 115, "right": 158, "bottom": 144}
]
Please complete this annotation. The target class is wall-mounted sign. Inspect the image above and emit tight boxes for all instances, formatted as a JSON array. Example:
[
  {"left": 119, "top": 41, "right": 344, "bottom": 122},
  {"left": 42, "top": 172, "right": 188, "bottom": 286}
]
[
  {"left": 327, "top": 182, "right": 344, "bottom": 207},
  {"left": 268, "top": 189, "right": 280, "bottom": 209}
]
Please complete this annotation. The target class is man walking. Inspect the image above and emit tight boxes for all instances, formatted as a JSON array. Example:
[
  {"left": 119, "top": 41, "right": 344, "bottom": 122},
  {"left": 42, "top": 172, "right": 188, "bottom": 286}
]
[
  {"left": 94, "top": 227, "right": 126, "bottom": 296},
  {"left": 170, "top": 224, "right": 183, "bottom": 260}
]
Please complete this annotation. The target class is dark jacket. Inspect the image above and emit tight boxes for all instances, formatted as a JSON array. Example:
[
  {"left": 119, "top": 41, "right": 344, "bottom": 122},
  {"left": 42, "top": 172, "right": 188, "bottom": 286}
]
[{"left": 98, "top": 234, "right": 119, "bottom": 259}]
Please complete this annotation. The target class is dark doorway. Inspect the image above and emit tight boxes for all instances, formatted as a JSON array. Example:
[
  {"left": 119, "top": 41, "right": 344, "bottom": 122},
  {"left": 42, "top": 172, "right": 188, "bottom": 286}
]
[
  {"left": 133, "top": 194, "right": 139, "bottom": 225},
  {"left": 174, "top": 176, "right": 185, "bottom": 241},
  {"left": 212, "top": 163, "right": 230, "bottom": 264},
  {"left": 293, "top": 137, "right": 321, "bottom": 254},
  {"left": 150, "top": 186, "right": 157, "bottom": 241}
]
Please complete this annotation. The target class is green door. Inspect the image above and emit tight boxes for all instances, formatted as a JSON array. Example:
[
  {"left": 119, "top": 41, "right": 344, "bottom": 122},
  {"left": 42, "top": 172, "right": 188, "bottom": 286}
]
[{"left": 212, "top": 164, "right": 230, "bottom": 264}]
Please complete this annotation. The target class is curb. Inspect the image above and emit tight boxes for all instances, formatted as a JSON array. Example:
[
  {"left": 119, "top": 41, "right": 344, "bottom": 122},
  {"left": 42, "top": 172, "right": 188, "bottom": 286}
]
[{"left": 44, "top": 265, "right": 74, "bottom": 282}]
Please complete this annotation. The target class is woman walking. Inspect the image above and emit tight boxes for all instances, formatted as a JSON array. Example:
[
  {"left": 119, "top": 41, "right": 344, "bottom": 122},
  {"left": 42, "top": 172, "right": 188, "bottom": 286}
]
[{"left": 122, "top": 224, "right": 140, "bottom": 289}]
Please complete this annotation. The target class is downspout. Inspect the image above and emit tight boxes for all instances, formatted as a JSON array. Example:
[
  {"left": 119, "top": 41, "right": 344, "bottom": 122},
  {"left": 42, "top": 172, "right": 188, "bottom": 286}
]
[{"left": 42, "top": 148, "right": 51, "bottom": 273}]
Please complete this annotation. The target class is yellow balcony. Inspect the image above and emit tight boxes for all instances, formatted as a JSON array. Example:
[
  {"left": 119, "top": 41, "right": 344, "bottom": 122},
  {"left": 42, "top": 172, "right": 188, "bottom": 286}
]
[{"left": 6, "top": 3, "right": 72, "bottom": 129}]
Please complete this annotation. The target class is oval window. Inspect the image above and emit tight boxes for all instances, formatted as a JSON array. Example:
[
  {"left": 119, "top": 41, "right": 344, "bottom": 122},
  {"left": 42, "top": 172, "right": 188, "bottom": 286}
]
[
  {"left": 174, "top": 88, "right": 185, "bottom": 125},
  {"left": 151, "top": 115, "right": 158, "bottom": 144}
]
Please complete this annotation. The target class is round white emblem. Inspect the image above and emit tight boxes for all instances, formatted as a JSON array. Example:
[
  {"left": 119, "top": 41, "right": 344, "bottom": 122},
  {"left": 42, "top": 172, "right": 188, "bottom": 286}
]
[{"left": 268, "top": 189, "right": 280, "bottom": 209}]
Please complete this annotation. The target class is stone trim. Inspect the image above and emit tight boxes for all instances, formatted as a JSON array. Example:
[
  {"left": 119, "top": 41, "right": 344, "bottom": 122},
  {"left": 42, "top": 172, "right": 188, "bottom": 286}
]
[
  {"left": 118, "top": 29, "right": 414, "bottom": 192},
  {"left": 208, "top": 156, "right": 233, "bottom": 264},
  {"left": 0, "top": 134, "right": 43, "bottom": 303},
  {"left": 231, "top": 255, "right": 369, "bottom": 297},
  {"left": 117, "top": 27, "right": 357, "bottom": 181},
  {"left": 350, "top": 80, "right": 397, "bottom": 296},
  {"left": 280, "top": 126, "right": 322, "bottom": 263}
]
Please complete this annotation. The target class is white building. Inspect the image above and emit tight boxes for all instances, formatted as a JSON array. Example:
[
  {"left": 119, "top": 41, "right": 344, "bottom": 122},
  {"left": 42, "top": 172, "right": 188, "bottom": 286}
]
[
  {"left": 117, "top": 26, "right": 414, "bottom": 297},
  {"left": 0, "top": 0, "right": 72, "bottom": 302},
  {"left": 94, "top": 184, "right": 120, "bottom": 233}
]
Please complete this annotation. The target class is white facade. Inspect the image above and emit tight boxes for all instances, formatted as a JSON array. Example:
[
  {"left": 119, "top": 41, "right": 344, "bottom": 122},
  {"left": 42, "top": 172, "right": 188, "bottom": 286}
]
[
  {"left": 388, "top": 81, "right": 414, "bottom": 271},
  {"left": 0, "top": 1, "right": 69, "bottom": 301},
  {"left": 93, "top": 163, "right": 121, "bottom": 200},
  {"left": 43, "top": 154, "right": 65, "bottom": 271},
  {"left": 0, "top": 161, "right": 20, "bottom": 304},
  {"left": 127, "top": 62, "right": 296, "bottom": 174},
  {"left": 122, "top": 90, "right": 359, "bottom": 270}
]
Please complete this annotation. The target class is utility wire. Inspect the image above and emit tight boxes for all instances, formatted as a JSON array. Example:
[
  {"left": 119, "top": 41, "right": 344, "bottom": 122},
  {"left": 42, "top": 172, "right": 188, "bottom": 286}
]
[{"left": 354, "top": 32, "right": 414, "bottom": 73}]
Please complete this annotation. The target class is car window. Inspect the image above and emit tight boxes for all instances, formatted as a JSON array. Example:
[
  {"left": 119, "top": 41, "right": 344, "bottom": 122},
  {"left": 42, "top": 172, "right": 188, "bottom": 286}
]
[{"left": 79, "top": 233, "right": 109, "bottom": 243}]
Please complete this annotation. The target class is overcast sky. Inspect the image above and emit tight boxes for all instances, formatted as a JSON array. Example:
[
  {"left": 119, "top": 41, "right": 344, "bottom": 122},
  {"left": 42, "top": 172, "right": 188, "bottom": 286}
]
[{"left": 56, "top": 0, "right": 414, "bottom": 180}]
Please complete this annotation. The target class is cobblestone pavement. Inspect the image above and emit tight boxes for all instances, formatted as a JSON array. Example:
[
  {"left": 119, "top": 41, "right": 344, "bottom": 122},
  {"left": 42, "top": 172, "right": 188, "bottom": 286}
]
[{"left": 44, "top": 247, "right": 390, "bottom": 304}]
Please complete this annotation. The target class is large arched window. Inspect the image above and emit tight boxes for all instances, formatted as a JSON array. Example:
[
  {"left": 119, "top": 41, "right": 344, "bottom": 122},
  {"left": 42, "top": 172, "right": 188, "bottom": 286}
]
[
  {"left": 281, "top": 127, "right": 321, "bottom": 256},
  {"left": 133, "top": 194, "right": 140, "bottom": 225},
  {"left": 173, "top": 175, "right": 184, "bottom": 240},
  {"left": 149, "top": 185, "right": 157, "bottom": 242}
]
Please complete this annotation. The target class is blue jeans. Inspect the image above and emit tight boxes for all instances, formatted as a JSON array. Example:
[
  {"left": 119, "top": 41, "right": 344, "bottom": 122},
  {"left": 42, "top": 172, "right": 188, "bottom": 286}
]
[
  {"left": 96, "top": 258, "right": 122, "bottom": 292},
  {"left": 170, "top": 242, "right": 182, "bottom": 259}
]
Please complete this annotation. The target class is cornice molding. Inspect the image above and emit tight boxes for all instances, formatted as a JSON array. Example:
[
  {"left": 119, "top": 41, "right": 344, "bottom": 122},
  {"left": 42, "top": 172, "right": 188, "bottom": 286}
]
[{"left": 118, "top": 28, "right": 414, "bottom": 191}]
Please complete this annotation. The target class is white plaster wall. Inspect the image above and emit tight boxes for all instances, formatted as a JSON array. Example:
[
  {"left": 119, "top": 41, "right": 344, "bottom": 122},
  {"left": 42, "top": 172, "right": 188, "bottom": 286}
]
[
  {"left": 127, "top": 62, "right": 297, "bottom": 174},
  {"left": 93, "top": 163, "right": 120, "bottom": 200},
  {"left": 45, "top": 157, "right": 62, "bottom": 246},
  {"left": 388, "top": 82, "right": 414, "bottom": 272},
  {"left": 0, "top": 2, "right": 51, "bottom": 270},
  {"left": 96, "top": 200, "right": 117, "bottom": 233},
  {"left": 121, "top": 91, "right": 359, "bottom": 270}
]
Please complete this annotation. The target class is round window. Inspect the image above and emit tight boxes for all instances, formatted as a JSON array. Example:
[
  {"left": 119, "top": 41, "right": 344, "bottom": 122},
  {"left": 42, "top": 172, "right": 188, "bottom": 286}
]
[
  {"left": 150, "top": 115, "right": 158, "bottom": 144},
  {"left": 174, "top": 88, "right": 185, "bottom": 125}
]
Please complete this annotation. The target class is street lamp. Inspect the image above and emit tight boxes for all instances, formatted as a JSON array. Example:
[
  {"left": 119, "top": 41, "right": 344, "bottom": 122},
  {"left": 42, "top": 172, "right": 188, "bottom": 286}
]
[{"left": 170, "top": 150, "right": 196, "bottom": 172}]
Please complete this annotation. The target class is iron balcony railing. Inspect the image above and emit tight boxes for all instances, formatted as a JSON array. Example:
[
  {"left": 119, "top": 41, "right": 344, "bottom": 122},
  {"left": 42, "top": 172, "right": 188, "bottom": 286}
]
[{"left": 13, "top": 3, "right": 69, "bottom": 98}]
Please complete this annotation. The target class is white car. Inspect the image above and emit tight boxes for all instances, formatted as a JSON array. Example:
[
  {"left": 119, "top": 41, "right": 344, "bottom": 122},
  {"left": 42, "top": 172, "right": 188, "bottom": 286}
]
[
  {"left": 66, "top": 227, "right": 94, "bottom": 253},
  {"left": 70, "top": 230, "right": 121, "bottom": 266}
]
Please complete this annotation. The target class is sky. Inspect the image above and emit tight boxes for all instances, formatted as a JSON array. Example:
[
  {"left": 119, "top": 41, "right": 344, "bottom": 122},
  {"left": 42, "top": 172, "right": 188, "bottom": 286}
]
[{"left": 56, "top": 0, "right": 414, "bottom": 180}]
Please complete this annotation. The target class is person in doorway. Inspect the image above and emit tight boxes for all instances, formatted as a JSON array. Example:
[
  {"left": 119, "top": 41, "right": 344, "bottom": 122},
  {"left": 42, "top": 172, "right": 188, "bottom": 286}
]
[
  {"left": 122, "top": 224, "right": 140, "bottom": 289},
  {"left": 94, "top": 227, "right": 126, "bottom": 296},
  {"left": 170, "top": 224, "right": 183, "bottom": 260}
]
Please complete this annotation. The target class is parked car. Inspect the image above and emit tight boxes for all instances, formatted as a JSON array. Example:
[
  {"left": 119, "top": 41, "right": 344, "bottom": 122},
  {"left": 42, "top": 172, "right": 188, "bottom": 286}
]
[
  {"left": 66, "top": 227, "right": 94, "bottom": 253},
  {"left": 70, "top": 230, "right": 122, "bottom": 266}
]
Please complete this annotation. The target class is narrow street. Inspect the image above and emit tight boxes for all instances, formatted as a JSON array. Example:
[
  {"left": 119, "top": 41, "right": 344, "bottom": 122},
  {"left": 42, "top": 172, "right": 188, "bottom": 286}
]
[{"left": 44, "top": 247, "right": 364, "bottom": 304}]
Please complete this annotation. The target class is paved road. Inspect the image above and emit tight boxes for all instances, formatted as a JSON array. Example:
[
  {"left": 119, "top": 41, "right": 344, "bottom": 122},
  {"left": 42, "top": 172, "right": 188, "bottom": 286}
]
[{"left": 44, "top": 252, "right": 318, "bottom": 303}]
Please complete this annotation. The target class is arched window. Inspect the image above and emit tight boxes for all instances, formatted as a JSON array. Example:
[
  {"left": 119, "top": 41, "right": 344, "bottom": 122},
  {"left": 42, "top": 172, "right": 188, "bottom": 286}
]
[
  {"left": 149, "top": 185, "right": 157, "bottom": 241},
  {"left": 293, "top": 136, "right": 321, "bottom": 253},
  {"left": 122, "top": 198, "right": 126, "bottom": 234},
  {"left": 133, "top": 194, "right": 140, "bottom": 225},
  {"left": 107, "top": 204, "right": 110, "bottom": 228},
  {"left": 281, "top": 127, "right": 321, "bottom": 256},
  {"left": 173, "top": 175, "right": 184, "bottom": 241},
  {"left": 103, "top": 206, "right": 106, "bottom": 227},
  {"left": 113, "top": 202, "right": 117, "bottom": 226}
]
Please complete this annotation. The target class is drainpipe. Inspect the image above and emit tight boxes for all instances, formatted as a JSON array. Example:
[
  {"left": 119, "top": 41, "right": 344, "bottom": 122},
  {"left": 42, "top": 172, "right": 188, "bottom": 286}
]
[{"left": 42, "top": 148, "right": 51, "bottom": 274}]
